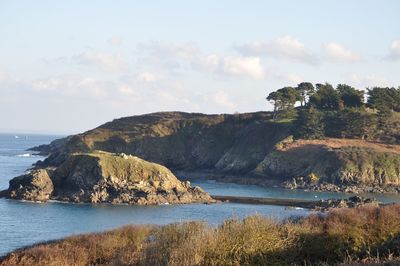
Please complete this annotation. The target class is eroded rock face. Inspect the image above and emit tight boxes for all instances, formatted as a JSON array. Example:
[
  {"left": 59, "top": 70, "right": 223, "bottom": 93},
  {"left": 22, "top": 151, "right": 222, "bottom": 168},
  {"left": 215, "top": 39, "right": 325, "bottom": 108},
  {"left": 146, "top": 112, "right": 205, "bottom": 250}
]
[
  {"left": 254, "top": 139, "right": 400, "bottom": 192},
  {"left": 4, "top": 169, "right": 54, "bottom": 202},
  {"left": 1, "top": 152, "right": 214, "bottom": 205}
]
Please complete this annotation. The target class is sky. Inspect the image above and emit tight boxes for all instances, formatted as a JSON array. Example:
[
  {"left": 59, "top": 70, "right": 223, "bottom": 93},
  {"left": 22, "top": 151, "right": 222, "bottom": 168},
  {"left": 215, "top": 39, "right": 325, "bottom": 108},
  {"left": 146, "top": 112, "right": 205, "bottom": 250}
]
[{"left": 0, "top": 0, "right": 399, "bottom": 134}]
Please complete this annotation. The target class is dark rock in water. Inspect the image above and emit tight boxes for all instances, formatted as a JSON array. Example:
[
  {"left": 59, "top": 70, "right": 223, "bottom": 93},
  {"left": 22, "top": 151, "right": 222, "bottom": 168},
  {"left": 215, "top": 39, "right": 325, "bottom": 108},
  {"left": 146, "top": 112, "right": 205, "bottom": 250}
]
[
  {"left": 313, "top": 196, "right": 379, "bottom": 212},
  {"left": 1, "top": 151, "right": 214, "bottom": 205},
  {"left": 6, "top": 169, "right": 53, "bottom": 202}
]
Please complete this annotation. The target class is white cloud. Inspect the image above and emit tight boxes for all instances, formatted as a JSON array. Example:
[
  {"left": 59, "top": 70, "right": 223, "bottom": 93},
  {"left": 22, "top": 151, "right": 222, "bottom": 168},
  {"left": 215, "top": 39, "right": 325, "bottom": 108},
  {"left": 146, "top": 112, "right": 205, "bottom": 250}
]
[
  {"left": 31, "top": 77, "right": 63, "bottom": 92},
  {"left": 0, "top": 71, "right": 10, "bottom": 82},
  {"left": 222, "top": 56, "right": 264, "bottom": 80},
  {"left": 193, "top": 54, "right": 265, "bottom": 79},
  {"left": 73, "top": 52, "right": 126, "bottom": 71},
  {"left": 76, "top": 77, "right": 109, "bottom": 98},
  {"left": 30, "top": 75, "right": 110, "bottom": 98},
  {"left": 387, "top": 40, "right": 400, "bottom": 61},
  {"left": 194, "top": 54, "right": 220, "bottom": 72},
  {"left": 139, "top": 42, "right": 265, "bottom": 80},
  {"left": 347, "top": 73, "right": 390, "bottom": 88},
  {"left": 107, "top": 37, "right": 123, "bottom": 46},
  {"left": 119, "top": 84, "right": 138, "bottom": 97},
  {"left": 204, "top": 91, "right": 236, "bottom": 110},
  {"left": 138, "top": 41, "right": 199, "bottom": 60},
  {"left": 236, "top": 36, "right": 317, "bottom": 64},
  {"left": 324, "top": 42, "right": 361, "bottom": 63},
  {"left": 274, "top": 73, "right": 304, "bottom": 84},
  {"left": 136, "top": 72, "right": 158, "bottom": 83}
]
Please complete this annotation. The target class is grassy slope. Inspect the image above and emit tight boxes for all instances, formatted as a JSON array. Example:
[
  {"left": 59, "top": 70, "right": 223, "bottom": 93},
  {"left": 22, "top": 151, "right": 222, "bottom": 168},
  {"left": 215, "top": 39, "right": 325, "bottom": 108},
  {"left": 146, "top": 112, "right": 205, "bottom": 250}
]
[
  {"left": 36, "top": 111, "right": 400, "bottom": 188},
  {"left": 255, "top": 138, "right": 400, "bottom": 186},
  {"left": 2, "top": 204, "right": 400, "bottom": 266},
  {"left": 53, "top": 151, "right": 182, "bottom": 188},
  {"left": 42, "top": 112, "right": 292, "bottom": 173}
]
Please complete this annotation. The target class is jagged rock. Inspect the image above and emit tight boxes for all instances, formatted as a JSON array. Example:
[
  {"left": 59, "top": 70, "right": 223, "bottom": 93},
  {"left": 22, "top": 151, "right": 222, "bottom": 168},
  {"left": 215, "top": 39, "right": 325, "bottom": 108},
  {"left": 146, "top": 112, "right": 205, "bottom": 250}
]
[
  {"left": 1, "top": 151, "right": 214, "bottom": 205},
  {"left": 313, "top": 196, "right": 379, "bottom": 212},
  {"left": 2, "top": 169, "right": 54, "bottom": 202}
]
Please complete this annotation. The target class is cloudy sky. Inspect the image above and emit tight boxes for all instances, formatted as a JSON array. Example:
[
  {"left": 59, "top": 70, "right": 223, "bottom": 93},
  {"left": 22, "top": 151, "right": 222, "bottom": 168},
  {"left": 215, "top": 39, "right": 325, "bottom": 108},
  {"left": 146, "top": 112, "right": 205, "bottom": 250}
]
[{"left": 1, "top": 0, "right": 399, "bottom": 134}]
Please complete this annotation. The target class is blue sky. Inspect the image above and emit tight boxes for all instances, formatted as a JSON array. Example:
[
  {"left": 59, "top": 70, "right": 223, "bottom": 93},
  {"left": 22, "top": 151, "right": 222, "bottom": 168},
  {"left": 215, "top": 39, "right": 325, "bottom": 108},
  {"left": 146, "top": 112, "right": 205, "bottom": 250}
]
[{"left": 0, "top": 0, "right": 399, "bottom": 133}]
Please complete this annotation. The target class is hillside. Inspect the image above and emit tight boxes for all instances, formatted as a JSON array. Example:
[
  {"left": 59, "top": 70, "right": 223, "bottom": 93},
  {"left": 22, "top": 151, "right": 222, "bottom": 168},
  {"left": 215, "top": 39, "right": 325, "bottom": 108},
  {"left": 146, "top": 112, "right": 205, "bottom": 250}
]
[
  {"left": 255, "top": 137, "right": 400, "bottom": 193},
  {"left": 34, "top": 112, "right": 292, "bottom": 173},
  {"left": 27, "top": 111, "right": 400, "bottom": 193}
]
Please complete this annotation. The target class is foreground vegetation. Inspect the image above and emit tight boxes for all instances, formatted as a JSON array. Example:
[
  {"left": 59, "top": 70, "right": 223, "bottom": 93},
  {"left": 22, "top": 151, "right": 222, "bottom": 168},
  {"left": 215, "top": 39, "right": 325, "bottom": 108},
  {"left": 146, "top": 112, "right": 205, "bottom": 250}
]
[{"left": 2, "top": 205, "right": 400, "bottom": 265}]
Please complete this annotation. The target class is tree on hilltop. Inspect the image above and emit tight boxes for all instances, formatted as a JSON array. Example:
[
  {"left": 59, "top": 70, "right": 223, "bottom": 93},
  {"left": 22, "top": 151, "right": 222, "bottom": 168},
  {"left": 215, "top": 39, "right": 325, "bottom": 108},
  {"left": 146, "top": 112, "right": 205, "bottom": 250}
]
[
  {"left": 367, "top": 87, "right": 400, "bottom": 113},
  {"left": 336, "top": 84, "right": 364, "bottom": 108},
  {"left": 309, "top": 83, "right": 342, "bottom": 110},
  {"left": 296, "top": 82, "right": 315, "bottom": 107},
  {"left": 267, "top": 87, "right": 301, "bottom": 120},
  {"left": 295, "top": 106, "right": 325, "bottom": 139}
]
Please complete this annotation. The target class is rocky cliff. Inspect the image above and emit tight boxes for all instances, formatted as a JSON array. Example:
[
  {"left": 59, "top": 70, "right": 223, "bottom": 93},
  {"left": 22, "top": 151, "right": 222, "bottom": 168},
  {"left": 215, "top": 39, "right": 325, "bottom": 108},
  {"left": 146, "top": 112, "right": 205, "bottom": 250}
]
[
  {"left": 33, "top": 112, "right": 292, "bottom": 173},
  {"left": 255, "top": 138, "right": 400, "bottom": 192},
  {"left": 28, "top": 112, "right": 400, "bottom": 193},
  {"left": 1, "top": 151, "right": 213, "bottom": 204}
]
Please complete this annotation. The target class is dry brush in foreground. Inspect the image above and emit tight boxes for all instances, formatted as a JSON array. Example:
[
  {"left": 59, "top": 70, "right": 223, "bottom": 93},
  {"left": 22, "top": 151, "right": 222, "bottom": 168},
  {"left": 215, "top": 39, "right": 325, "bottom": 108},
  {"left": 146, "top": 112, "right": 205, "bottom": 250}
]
[{"left": 2, "top": 205, "right": 400, "bottom": 265}]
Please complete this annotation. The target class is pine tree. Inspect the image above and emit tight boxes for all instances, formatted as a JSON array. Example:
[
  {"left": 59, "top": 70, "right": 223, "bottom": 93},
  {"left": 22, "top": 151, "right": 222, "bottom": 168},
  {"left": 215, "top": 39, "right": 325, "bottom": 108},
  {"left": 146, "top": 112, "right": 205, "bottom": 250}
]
[{"left": 295, "top": 106, "right": 325, "bottom": 139}]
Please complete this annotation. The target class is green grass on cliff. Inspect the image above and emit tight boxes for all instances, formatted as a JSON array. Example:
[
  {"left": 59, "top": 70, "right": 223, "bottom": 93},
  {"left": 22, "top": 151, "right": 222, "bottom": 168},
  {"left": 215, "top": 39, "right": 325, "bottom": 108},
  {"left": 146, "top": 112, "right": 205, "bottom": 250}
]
[
  {"left": 337, "top": 148, "right": 400, "bottom": 185},
  {"left": 2, "top": 204, "right": 400, "bottom": 266},
  {"left": 255, "top": 138, "right": 400, "bottom": 186},
  {"left": 64, "top": 151, "right": 178, "bottom": 183},
  {"left": 92, "top": 151, "right": 177, "bottom": 182}
]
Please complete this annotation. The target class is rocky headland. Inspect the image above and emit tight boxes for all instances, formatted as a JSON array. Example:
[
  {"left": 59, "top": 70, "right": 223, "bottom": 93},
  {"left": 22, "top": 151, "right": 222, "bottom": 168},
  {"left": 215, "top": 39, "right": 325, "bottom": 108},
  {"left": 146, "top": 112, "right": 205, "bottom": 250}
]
[
  {"left": 259, "top": 137, "right": 400, "bottom": 193},
  {"left": 3, "top": 111, "right": 400, "bottom": 204},
  {"left": 0, "top": 151, "right": 213, "bottom": 204}
]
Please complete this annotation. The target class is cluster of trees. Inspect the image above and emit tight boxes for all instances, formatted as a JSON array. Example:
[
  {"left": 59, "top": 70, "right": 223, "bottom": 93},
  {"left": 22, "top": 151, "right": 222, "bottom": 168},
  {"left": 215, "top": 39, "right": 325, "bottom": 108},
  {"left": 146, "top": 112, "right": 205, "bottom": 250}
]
[
  {"left": 267, "top": 82, "right": 367, "bottom": 119},
  {"left": 267, "top": 83, "right": 400, "bottom": 142},
  {"left": 266, "top": 82, "right": 314, "bottom": 119}
]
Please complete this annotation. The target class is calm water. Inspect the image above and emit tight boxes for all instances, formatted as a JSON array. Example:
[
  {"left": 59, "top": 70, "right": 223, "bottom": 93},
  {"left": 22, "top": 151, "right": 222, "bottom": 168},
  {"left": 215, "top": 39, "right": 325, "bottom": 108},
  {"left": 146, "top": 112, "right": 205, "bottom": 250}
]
[{"left": 0, "top": 133, "right": 399, "bottom": 256}]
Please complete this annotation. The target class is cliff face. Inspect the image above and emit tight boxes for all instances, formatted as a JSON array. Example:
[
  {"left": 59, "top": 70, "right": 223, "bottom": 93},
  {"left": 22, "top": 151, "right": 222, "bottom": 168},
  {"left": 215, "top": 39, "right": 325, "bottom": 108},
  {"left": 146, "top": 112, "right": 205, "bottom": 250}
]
[
  {"left": 36, "top": 112, "right": 292, "bottom": 174},
  {"left": 1, "top": 151, "right": 213, "bottom": 204},
  {"left": 30, "top": 112, "right": 400, "bottom": 192},
  {"left": 255, "top": 138, "right": 400, "bottom": 192}
]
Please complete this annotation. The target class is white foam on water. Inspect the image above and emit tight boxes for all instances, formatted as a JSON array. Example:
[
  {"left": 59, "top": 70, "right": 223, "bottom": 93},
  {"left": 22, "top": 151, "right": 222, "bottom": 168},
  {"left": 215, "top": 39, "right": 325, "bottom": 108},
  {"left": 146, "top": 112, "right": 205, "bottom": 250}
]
[{"left": 16, "top": 153, "right": 31, "bottom": 157}]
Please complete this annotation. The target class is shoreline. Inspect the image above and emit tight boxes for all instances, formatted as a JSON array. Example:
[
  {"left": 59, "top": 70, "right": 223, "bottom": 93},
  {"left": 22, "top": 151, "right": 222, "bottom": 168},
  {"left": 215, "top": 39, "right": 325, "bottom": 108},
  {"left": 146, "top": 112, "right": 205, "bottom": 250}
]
[{"left": 177, "top": 170, "right": 400, "bottom": 195}]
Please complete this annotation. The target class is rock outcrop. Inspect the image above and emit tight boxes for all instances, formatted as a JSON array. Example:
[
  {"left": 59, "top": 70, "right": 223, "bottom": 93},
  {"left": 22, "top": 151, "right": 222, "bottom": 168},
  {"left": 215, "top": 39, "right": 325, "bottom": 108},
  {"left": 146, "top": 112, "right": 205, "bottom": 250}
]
[
  {"left": 5, "top": 169, "right": 53, "bottom": 202},
  {"left": 0, "top": 151, "right": 213, "bottom": 204},
  {"left": 312, "top": 196, "right": 379, "bottom": 212},
  {"left": 31, "top": 112, "right": 291, "bottom": 173},
  {"left": 28, "top": 112, "right": 400, "bottom": 193},
  {"left": 254, "top": 137, "right": 400, "bottom": 192}
]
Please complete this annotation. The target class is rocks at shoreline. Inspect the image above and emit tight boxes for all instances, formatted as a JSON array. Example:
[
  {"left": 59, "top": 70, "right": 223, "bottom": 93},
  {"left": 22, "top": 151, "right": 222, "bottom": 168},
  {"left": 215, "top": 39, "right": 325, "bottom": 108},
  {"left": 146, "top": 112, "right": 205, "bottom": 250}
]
[
  {"left": 255, "top": 136, "right": 400, "bottom": 194},
  {"left": 283, "top": 176, "right": 400, "bottom": 194},
  {"left": 312, "top": 196, "right": 379, "bottom": 212},
  {"left": 0, "top": 151, "right": 214, "bottom": 205}
]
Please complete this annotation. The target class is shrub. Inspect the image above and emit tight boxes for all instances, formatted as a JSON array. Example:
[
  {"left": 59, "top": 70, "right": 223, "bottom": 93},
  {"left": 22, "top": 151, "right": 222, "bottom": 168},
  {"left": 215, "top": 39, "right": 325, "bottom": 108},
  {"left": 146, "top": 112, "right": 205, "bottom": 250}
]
[{"left": 3, "top": 205, "right": 400, "bottom": 265}]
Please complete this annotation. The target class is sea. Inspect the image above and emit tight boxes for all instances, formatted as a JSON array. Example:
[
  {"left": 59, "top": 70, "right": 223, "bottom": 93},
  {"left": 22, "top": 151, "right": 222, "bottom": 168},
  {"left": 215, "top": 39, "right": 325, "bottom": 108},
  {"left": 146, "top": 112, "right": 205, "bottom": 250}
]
[{"left": 1, "top": 133, "right": 400, "bottom": 256}]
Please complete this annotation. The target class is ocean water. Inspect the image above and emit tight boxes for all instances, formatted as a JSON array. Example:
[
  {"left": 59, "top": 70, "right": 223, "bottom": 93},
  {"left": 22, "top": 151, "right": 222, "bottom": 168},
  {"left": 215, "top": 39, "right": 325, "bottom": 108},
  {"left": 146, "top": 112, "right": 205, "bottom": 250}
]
[{"left": 0, "top": 133, "right": 399, "bottom": 256}]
